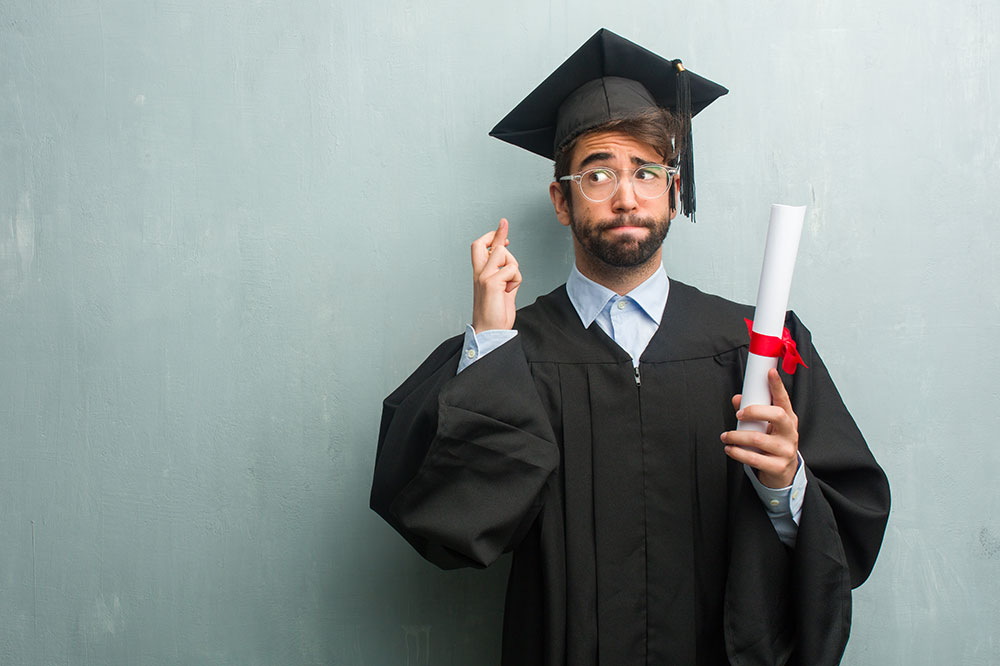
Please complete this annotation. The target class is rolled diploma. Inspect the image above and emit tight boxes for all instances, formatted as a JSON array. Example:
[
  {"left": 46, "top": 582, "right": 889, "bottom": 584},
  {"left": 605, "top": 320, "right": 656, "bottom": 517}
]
[{"left": 737, "top": 204, "right": 806, "bottom": 433}]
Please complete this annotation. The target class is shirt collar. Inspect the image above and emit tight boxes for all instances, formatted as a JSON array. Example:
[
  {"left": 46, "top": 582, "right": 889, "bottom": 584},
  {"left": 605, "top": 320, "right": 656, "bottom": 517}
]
[{"left": 566, "top": 263, "right": 670, "bottom": 328}]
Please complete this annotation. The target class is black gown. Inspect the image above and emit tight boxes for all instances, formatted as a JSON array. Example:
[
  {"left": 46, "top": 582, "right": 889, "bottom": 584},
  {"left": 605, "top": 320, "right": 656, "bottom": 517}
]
[{"left": 371, "top": 280, "right": 890, "bottom": 666}]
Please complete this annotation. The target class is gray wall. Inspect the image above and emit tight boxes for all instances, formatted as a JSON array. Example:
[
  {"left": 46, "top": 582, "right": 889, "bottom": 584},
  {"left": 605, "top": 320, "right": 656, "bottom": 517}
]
[{"left": 1, "top": 1, "right": 997, "bottom": 664}]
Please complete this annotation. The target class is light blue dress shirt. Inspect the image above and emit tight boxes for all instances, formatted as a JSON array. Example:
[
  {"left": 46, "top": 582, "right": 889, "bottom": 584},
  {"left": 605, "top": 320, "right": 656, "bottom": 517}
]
[
  {"left": 566, "top": 264, "right": 667, "bottom": 369},
  {"left": 457, "top": 264, "right": 806, "bottom": 547}
]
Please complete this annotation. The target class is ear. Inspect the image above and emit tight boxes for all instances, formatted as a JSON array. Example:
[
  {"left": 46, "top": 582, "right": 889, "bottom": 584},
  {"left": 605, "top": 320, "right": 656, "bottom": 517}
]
[
  {"left": 549, "top": 181, "right": 572, "bottom": 227},
  {"left": 668, "top": 172, "right": 680, "bottom": 221}
]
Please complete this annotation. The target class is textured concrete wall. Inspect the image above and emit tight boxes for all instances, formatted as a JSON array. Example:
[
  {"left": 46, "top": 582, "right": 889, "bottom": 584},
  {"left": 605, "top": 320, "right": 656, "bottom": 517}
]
[{"left": 1, "top": 1, "right": 997, "bottom": 663}]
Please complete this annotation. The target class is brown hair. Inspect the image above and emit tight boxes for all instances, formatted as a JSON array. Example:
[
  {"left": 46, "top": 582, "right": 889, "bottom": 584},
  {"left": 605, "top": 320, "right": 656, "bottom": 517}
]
[{"left": 553, "top": 108, "right": 683, "bottom": 210}]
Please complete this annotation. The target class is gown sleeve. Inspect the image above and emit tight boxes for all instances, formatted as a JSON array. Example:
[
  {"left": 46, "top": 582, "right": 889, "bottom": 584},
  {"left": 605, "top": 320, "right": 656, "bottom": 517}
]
[
  {"left": 724, "top": 312, "right": 891, "bottom": 666},
  {"left": 371, "top": 334, "right": 560, "bottom": 570}
]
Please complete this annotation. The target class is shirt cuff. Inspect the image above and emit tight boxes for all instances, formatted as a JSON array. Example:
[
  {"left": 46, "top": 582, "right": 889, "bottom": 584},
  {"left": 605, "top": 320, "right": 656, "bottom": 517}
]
[
  {"left": 743, "top": 452, "right": 807, "bottom": 548},
  {"left": 456, "top": 324, "right": 518, "bottom": 374}
]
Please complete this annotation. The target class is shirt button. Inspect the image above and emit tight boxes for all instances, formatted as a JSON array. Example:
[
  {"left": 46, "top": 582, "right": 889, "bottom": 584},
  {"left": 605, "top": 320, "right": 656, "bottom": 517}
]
[
  {"left": 769, "top": 499, "right": 780, "bottom": 507},
  {"left": 466, "top": 349, "right": 476, "bottom": 359},
  {"left": 616, "top": 300, "right": 627, "bottom": 310}
]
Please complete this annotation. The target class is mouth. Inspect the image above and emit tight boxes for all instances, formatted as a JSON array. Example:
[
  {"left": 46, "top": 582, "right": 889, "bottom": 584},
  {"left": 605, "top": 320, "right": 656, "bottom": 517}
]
[
  {"left": 602, "top": 223, "right": 651, "bottom": 236},
  {"left": 597, "top": 216, "right": 655, "bottom": 233}
]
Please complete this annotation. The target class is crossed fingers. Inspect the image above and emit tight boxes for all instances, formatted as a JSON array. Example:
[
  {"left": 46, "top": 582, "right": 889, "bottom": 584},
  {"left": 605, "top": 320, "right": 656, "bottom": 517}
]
[{"left": 470, "top": 219, "right": 522, "bottom": 332}]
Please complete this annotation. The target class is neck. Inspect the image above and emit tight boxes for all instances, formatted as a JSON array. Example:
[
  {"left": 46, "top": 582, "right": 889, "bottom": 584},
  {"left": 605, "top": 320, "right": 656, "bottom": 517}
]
[{"left": 574, "top": 246, "right": 663, "bottom": 296}]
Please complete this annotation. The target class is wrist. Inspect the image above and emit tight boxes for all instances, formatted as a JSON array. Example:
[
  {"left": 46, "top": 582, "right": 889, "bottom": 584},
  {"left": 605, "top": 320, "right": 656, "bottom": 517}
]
[
  {"left": 757, "top": 471, "right": 793, "bottom": 489},
  {"left": 756, "top": 458, "right": 799, "bottom": 489},
  {"left": 472, "top": 316, "right": 512, "bottom": 334}
]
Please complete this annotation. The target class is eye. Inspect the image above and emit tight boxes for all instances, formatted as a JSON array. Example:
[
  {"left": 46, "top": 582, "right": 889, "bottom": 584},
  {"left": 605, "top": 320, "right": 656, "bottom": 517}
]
[
  {"left": 635, "top": 166, "right": 666, "bottom": 182},
  {"left": 585, "top": 168, "right": 614, "bottom": 184}
]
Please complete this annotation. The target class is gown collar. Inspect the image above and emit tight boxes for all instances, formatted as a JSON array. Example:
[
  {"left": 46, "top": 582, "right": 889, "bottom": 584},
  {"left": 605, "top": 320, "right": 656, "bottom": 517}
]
[{"left": 516, "top": 280, "right": 754, "bottom": 364}]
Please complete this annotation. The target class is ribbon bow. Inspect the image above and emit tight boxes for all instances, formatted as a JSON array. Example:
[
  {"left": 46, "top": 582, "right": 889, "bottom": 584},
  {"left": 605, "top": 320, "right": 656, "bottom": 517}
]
[{"left": 744, "top": 318, "right": 808, "bottom": 375}]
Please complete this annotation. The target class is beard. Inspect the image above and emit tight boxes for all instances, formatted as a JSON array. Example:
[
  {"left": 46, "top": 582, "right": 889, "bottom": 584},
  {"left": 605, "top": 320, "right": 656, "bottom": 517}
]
[{"left": 568, "top": 211, "right": 671, "bottom": 268}]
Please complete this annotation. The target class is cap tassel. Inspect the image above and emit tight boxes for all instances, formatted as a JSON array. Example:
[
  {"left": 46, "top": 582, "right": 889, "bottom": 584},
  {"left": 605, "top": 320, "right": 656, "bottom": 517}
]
[{"left": 673, "top": 59, "right": 696, "bottom": 222}]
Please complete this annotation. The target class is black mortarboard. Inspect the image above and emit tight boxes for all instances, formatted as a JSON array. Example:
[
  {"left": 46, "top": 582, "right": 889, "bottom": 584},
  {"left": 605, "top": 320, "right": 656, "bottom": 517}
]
[{"left": 490, "top": 28, "right": 728, "bottom": 220}]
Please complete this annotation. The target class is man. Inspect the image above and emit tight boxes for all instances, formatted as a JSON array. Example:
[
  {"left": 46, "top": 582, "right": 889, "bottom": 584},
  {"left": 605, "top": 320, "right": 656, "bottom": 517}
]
[{"left": 372, "top": 29, "right": 889, "bottom": 665}]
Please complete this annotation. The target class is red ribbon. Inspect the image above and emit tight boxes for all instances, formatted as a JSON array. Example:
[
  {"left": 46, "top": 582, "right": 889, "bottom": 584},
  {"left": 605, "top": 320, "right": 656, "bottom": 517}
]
[{"left": 744, "top": 318, "right": 808, "bottom": 375}]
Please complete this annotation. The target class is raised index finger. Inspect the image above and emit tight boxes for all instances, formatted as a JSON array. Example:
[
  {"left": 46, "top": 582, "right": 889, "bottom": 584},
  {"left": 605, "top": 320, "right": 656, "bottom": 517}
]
[{"left": 768, "top": 368, "right": 793, "bottom": 414}]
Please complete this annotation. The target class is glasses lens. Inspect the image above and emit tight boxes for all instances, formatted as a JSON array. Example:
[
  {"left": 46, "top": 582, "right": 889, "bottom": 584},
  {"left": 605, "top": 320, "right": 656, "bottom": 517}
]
[
  {"left": 632, "top": 165, "right": 671, "bottom": 199},
  {"left": 579, "top": 168, "right": 618, "bottom": 202}
]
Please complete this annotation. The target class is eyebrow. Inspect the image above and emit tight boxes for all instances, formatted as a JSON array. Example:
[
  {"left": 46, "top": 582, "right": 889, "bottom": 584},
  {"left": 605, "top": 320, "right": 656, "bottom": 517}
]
[{"left": 577, "top": 152, "right": 658, "bottom": 170}]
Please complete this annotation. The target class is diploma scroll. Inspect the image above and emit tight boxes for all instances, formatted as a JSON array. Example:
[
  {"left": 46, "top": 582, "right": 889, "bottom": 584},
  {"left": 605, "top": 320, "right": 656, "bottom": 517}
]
[{"left": 737, "top": 204, "right": 806, "bottom": 433}]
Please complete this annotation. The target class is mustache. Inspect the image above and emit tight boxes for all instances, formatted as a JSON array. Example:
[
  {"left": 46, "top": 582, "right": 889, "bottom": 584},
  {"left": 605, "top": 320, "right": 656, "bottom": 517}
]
[{"left": 593, "top": 215, "right": 658, "bottom": 232}]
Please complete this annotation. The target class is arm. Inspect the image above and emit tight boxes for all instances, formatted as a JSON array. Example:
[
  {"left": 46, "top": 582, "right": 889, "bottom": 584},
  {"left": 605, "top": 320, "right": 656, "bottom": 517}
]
[
  {"left": 372, "top": 220, "right": 557, "bottom": 569},
  {"left": 722, "top": 314, "right": 890, "bottom": 665},
  {"left": 371, "top": 335, "right": 558, "bottom": 569}
]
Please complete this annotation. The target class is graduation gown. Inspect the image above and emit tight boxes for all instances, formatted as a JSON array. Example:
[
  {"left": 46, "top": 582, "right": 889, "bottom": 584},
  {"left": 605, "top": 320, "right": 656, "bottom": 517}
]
[{"left": 371, "top": 280, "right": 890, "bottom": 666}]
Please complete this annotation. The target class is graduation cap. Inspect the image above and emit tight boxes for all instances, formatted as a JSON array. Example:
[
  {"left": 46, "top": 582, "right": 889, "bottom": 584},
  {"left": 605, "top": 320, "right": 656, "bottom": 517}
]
[{"left": 490, "top": 28, "right": 728, "bottom": 220}]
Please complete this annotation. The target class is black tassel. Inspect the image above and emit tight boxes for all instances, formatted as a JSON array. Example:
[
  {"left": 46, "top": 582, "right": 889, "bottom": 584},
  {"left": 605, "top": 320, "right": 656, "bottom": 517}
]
[{"left": 673, "top": 59, "right": 695, "bottom": 222}]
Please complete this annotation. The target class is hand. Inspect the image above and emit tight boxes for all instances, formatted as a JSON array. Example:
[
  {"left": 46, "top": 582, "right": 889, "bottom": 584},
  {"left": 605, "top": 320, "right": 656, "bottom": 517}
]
[
  {"left": 720, "top": 368, "right": 800, "bottom": 488},
  {"left": 470, "top": 218, "right": 522, "bottom": 333}
]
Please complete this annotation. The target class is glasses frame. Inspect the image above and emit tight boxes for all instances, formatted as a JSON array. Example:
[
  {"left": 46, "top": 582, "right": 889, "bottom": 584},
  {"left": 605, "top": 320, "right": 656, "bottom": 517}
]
[{"left": 558, "top": 163, "right": 679, "bottom": 203}]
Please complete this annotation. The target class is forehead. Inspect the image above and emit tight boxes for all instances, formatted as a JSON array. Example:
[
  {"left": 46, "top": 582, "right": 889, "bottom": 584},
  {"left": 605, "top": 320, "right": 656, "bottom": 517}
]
[{"left": 569, "top": 130, "right": 663, "bottom": 169}]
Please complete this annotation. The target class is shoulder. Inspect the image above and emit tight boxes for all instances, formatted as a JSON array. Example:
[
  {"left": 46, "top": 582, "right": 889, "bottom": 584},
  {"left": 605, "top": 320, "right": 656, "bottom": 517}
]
[
  {"left": 514, "top": 284, "right": 574, "bottom": 330},
  {"left": 667, "top": 279, "right": 812, "bottom": 338},
  {"left": 644, "top": 280, "right": 816, "bottom": 362},
  {"left": 513, "top": 285, "right": 584, "bottom": 358},
  {"left": 510, "top": 285, "right": 625, "bottom": 363},
  {"left": 650, "top": 280, "right": 754, "bottom": 359},
  {"left": 668, "top": 279, "right": 753, "bottom": 321}
]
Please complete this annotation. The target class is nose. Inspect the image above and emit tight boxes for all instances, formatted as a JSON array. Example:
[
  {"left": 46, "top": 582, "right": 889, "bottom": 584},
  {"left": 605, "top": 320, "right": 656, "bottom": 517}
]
[{"left": 611, "top": 174, "right": 639, "bottom": 214}]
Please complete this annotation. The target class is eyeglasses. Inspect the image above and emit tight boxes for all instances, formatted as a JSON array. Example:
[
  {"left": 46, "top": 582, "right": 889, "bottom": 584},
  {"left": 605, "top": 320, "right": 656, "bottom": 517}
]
[{"left": 559, "top": 164, "right": 678, "bottom": 203}]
